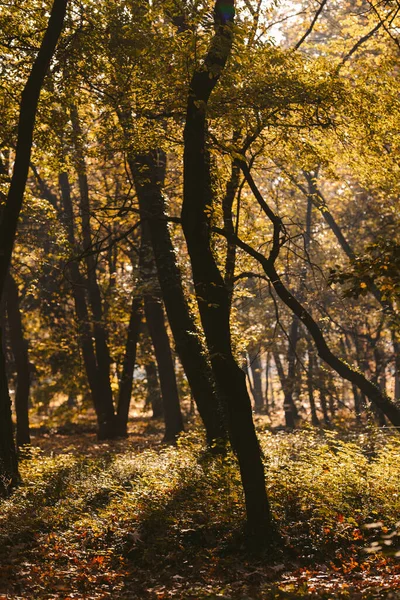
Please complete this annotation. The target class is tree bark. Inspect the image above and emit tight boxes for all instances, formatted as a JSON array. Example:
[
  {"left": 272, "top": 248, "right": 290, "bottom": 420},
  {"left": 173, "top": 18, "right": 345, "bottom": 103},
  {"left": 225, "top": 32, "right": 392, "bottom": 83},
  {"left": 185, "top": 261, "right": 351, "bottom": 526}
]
[
  {"left": 181, "top": 0, "right": 274, "bottom": 539},
  {"left": 6, "top": 275, "right": 31, "bottom": 447}
]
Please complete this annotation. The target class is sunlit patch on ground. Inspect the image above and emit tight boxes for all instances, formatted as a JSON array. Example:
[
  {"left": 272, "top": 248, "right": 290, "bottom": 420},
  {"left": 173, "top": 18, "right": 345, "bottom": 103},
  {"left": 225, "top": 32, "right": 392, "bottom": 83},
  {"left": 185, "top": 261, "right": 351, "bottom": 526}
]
[{"left": 0, "top": 424, "right": 399, "bottom": 599}]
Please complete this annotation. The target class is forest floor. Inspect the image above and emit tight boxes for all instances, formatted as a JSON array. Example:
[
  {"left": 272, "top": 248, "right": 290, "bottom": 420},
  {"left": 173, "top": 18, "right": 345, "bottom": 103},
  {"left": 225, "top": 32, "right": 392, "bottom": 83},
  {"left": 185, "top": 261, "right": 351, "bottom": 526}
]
[{"left": 0, "top": 416, "right": 399, "bottom": 599}]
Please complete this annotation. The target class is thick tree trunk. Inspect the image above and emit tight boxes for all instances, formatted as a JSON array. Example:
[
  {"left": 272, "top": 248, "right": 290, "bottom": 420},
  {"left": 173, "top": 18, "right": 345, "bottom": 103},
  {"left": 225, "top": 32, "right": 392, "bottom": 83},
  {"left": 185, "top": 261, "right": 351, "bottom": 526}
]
[
  {"left": 125, "top": 148, "right": 225, "bottom": 445},
  {"left": 0, "top": 0, "right": 67, "bottom": 492},
  {"left": 116, "top": 296, "right": 142, "bottom": 436},
  {"left": 6, "top": 275, "right": 31, "bottom": 447},
  {"left": 182, "top": 0, "right": 274, "bottom": 539}
]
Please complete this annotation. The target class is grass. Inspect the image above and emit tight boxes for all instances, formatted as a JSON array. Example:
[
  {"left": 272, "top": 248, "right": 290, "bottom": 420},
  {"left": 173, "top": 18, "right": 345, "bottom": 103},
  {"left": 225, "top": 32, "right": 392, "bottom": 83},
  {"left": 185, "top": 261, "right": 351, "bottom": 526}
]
[{"left": 0, "top": 420, "right": 399, "bottom": 599}]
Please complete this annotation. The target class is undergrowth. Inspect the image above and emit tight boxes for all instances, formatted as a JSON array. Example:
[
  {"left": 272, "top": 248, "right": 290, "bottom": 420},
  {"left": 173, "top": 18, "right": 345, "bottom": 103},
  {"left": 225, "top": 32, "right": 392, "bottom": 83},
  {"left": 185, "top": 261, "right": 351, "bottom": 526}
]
[{"left": 0, "top": 427, "right": 399, "bottom": 599}]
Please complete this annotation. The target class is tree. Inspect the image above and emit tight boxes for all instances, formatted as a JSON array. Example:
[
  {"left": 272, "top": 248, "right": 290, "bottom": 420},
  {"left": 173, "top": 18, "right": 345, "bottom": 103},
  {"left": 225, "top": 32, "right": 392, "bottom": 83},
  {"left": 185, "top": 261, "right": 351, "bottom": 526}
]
[
  {"left": 0, "top": 0, "right": 68, "bottom": 495},
  {"left": 181, "top": 0, "right": 274, "bottom": 539}
]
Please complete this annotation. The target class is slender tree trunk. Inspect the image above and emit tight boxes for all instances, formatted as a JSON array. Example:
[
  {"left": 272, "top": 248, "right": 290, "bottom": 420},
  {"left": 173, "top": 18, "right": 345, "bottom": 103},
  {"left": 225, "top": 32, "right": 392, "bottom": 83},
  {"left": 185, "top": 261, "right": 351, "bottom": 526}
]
[
  {"left": 70, "top": 106, "right": 117, "bottom": 438},
  {"left": 273, "top": 351, "right": 296, "bottom": 428},
  {"left": 267, "top": 352, "right": 276, "bottom": 411},
  {"left": 306, "top": 338, "right": 320, "bottom": 426},
  {"left": 286, "top": 317, "right": 301, "bottom": 421},
  {"left": 223, "top": 159, "right": 240, "bottom": 304},
  {"left": 144, "top": 294, "right": 184, "bottom": 441},
  {"left": 182, "top": 0, "right": 274, "bottom": 539},
  {"left": 0, "top": 328, "right": 19, "bottom": 494},
  {"left": 264, "top": 351, "right": 270, "bottom": 414},
  {"left": 318, "top": 378, "right": 331, "bottom": 426},
  {"left": 116, "top": 296, "right": 142, "bottom": 436},
  {"left": 343, "top": 334, "right": 362, "bottom": 422},
  {"left": 248, "top": 346, "right": 264, "bottom": 413},
  {"left": 0, "top": 0, "right": 67, "bottom": 492},
  {"left": 59, "top": 172, "right": 114, "bottom": 438},
  {"left": 328, "top": 393, "right": 336, "bottom": 420},
  {"left": 145, "top": 360, "right": 163, "bottom": 418},
  {"left": 391, "top": 332, "right": 400, "bottom": 401},
  {"left": 38, "top": 169, "right": 106, "bottom": 425},
  {"left": 6, "top": 275, "right": 31, "bottom": 447},
  {"left": 372, "top": 342, "right": 387, "bottom": 427},
  {"left": 138, "top": 213, "right": 183, "bottom": 442},
  {"left": 124, "top": 147, "right": 225, "bottom": 445}
]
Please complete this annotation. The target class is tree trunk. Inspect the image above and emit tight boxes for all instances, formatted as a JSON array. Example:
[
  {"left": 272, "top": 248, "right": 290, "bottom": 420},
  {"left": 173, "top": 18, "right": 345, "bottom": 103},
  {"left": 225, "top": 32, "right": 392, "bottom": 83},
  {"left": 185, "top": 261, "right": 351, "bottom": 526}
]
[
  {"left": 144, "top": 294, "right": 184, "bottom": 442},
  {"left": 70, "top": 106, "right": 117, "bottom": 438},
  {"left": 116, "top": 296, "right": 142, "bottom": 436},
  {"left": 343, "top": 334, "right": 362, "bottom": 422},
  {"left": 372, "top": 341, "right": 387, "bottom": 427},
  {"left": 182, "top": 0, "right": 274, "bottom": 540},
  {"left": 6, "top": 275, "right": 31, "bottom": 447},
  {"left": 0, "top": 0, "right": 67, "bottom": 492},
  {"left": 307, "top": 338, "right": 320, "bottom": 426},
  {"left": 248, "top": 346, "right": 264, "bottom": 413},
  {"left": 223, "top": 159, "right": 240, "bottom": 304},
  {"left": 145, "top": 360, "right": 164, "bottom": 418},
  {"left": 273, "top": 351, "right": 296, "bottom": 428},
  {"left": 264, "top": 352, "right": 270, "bottom": 414},
  {"left": 58, "top": 172, "right": 115, "bottom": 439},
  {"left": 125, "top": 147, "right": 225, "bottom": 445},
  {"left": 391, "top": 333, "right": 400, "bottom": 401},
  {"left": 0, "top": 327, "right": 19, "bottom": 495},
  {"left": 138, "top": 209, "right": 183, "bottom": 442}
]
